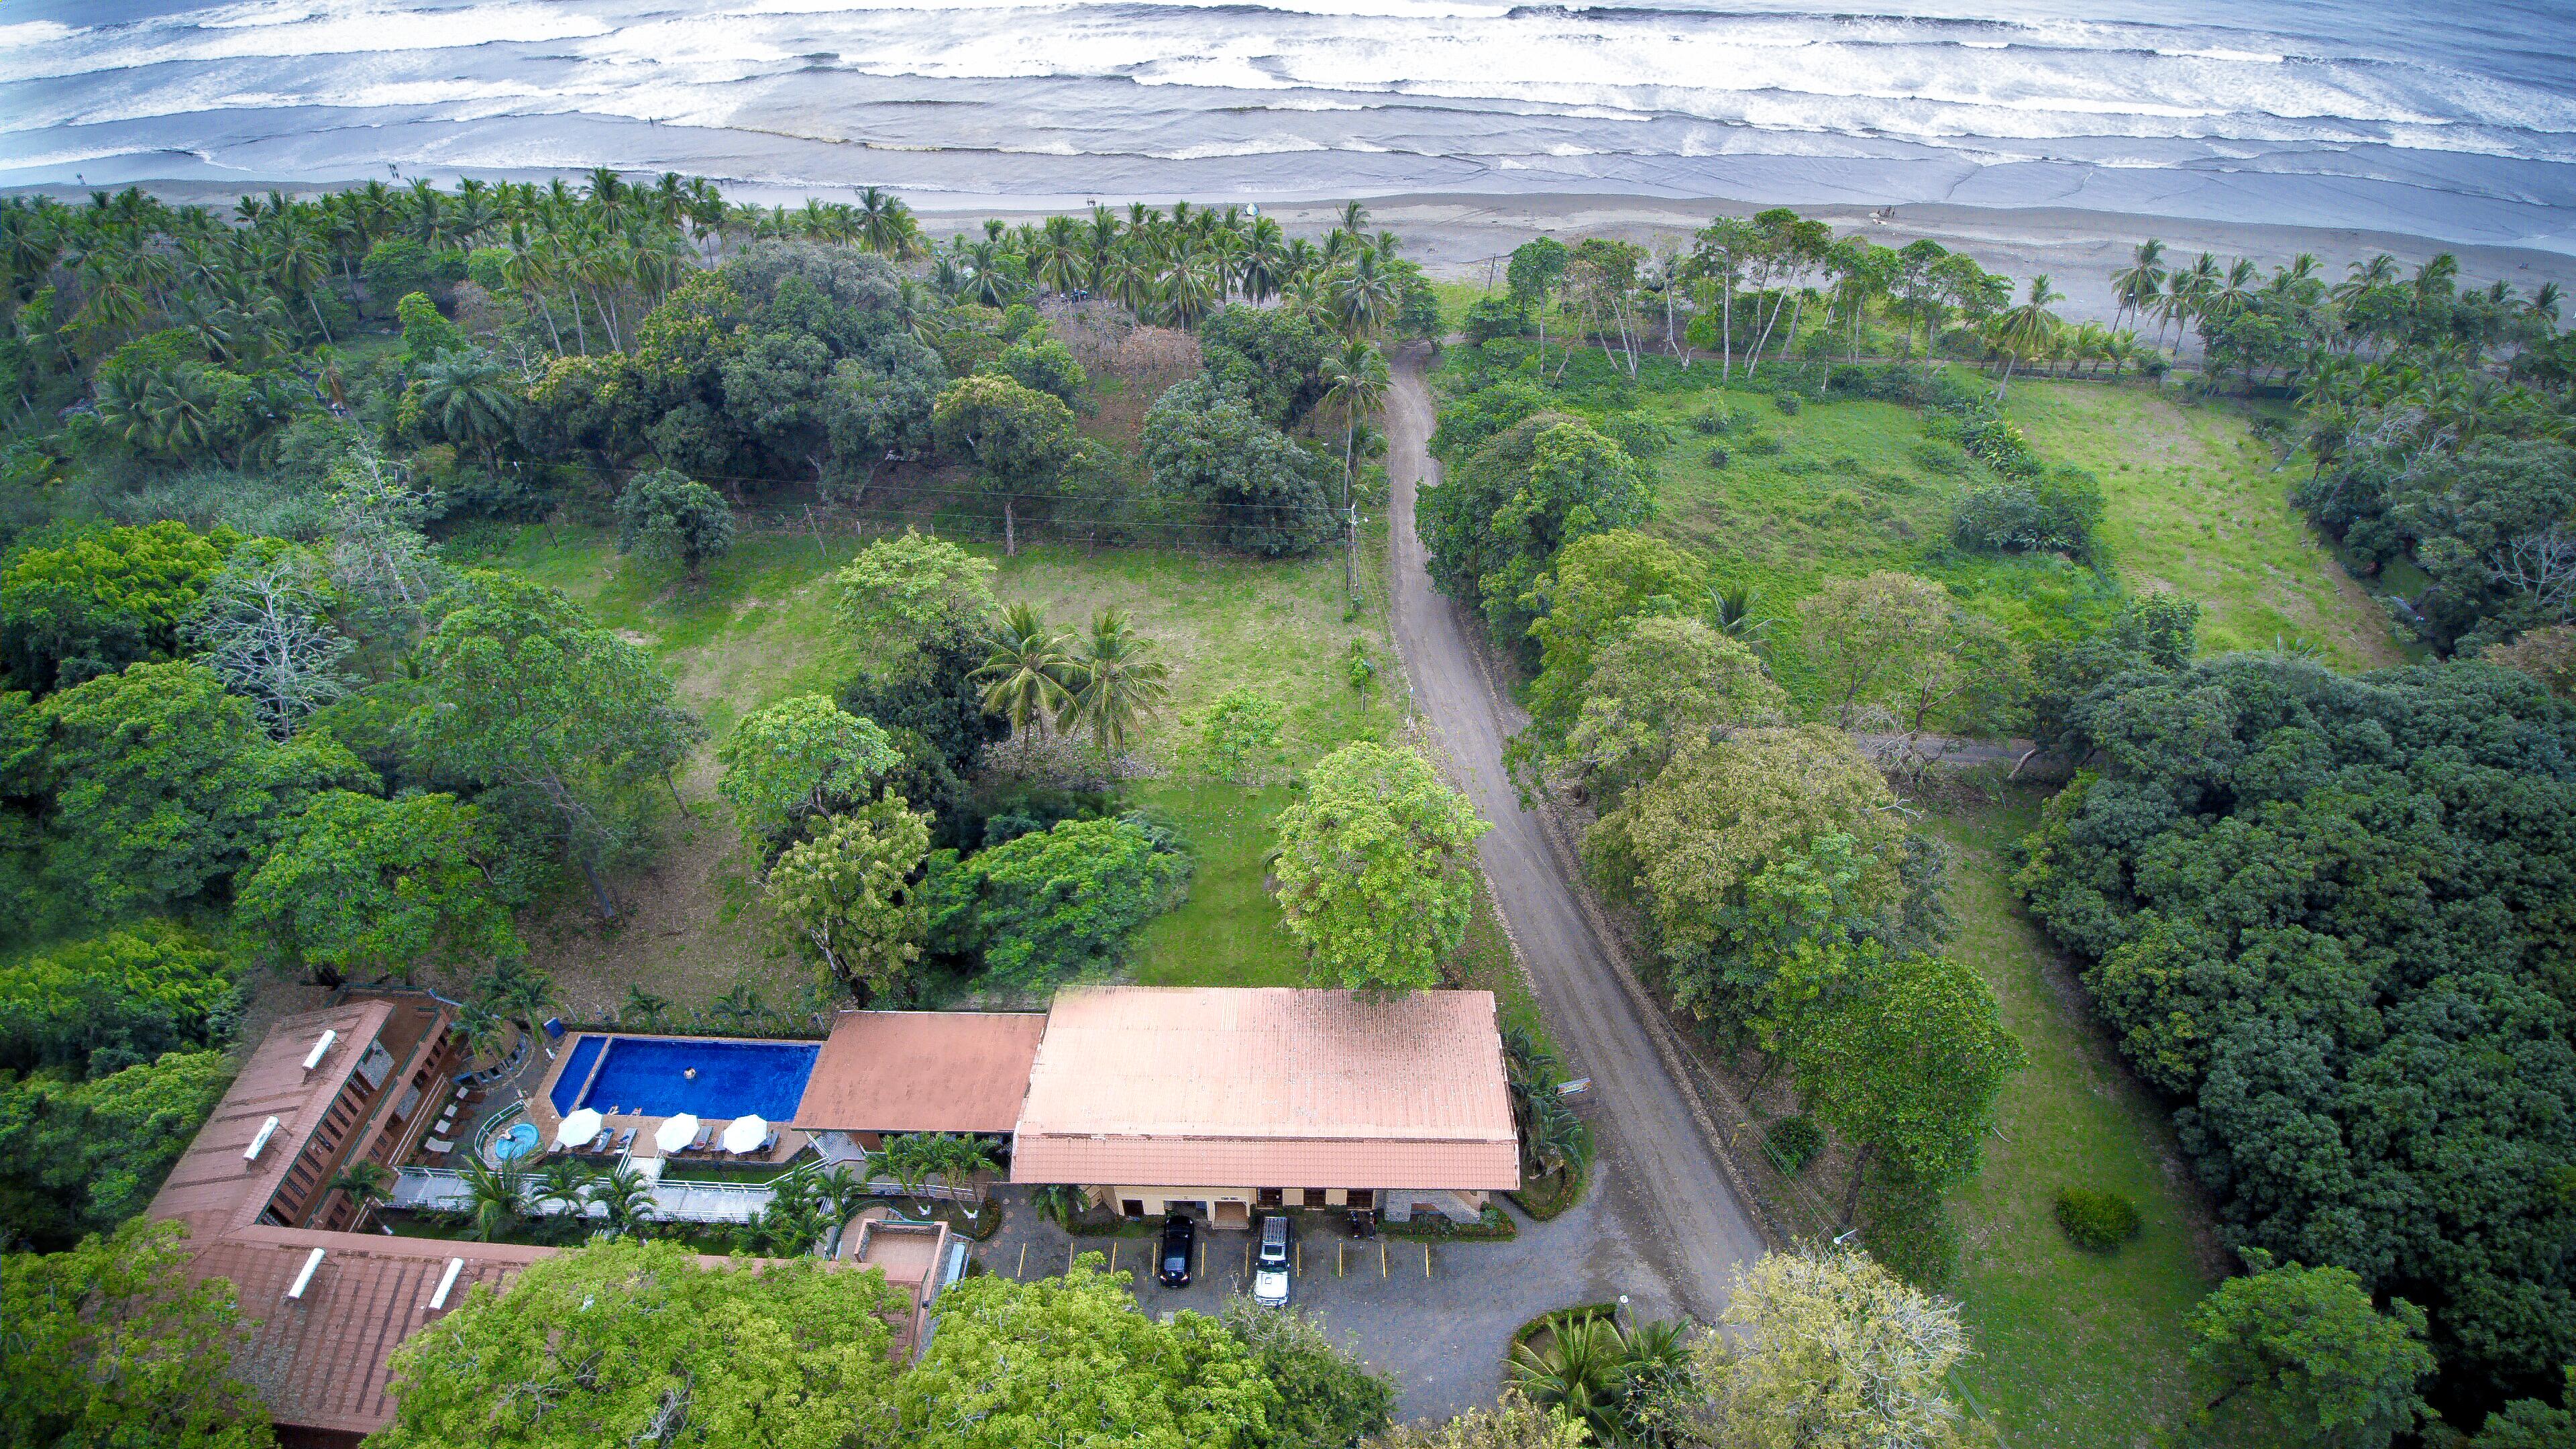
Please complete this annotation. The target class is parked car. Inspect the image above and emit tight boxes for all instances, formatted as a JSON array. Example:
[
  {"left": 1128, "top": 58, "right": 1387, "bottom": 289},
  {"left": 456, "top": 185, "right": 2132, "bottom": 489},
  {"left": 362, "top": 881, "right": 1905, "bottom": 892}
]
[
  {"left": 1157, "top": 1212, "right": 1196, "bottom": 1287},
  {"left": 1252, "top": 1213, "right": 1291, "bottom": 1307}
]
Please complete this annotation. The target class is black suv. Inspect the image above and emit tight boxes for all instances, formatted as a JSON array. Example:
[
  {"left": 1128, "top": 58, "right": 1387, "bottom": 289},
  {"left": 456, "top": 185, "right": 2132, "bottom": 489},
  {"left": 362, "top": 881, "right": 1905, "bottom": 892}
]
[{"left": 1157, "top": 1212, "right": 1196, "bottom": 1287}]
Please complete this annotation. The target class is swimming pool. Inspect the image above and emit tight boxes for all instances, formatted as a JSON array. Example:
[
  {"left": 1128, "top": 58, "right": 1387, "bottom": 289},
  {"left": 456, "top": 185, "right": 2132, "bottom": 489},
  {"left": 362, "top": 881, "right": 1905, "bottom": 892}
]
[
  {"left": 550, "top": 1034, "right": 606, "bottom": 1115},
  {"left": 575, "top": 1036, "right": 820, "bottom": 1122}
]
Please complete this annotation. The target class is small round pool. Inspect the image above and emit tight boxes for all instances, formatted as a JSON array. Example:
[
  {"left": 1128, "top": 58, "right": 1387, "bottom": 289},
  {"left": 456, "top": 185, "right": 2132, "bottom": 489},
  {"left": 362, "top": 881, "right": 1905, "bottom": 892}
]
[{"left": 491, "top": 1122, "right": 540, "bottom": 1162}]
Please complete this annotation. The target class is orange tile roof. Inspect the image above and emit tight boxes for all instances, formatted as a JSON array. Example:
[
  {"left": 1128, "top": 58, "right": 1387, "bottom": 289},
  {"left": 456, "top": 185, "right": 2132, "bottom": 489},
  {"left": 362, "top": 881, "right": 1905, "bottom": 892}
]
[
  {"left": 151, "top": 999, "right": 398, "bottom": 1238},
  {"left": 1008, "top": 987, "right": 1519, "bottom": 1191},
  {"left": 152, "top": 1003, "right": 949, "bottom": 1441},
  {"left": 791, "top": 1010, "right": 1046, "bottom": 1134}
]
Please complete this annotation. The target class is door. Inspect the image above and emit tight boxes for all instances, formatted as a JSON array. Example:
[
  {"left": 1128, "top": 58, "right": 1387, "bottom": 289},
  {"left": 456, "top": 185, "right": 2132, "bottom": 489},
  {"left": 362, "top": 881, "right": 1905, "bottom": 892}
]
[{"left": 1120, "top": 1199, "right": 1144, "bottom": 1218}]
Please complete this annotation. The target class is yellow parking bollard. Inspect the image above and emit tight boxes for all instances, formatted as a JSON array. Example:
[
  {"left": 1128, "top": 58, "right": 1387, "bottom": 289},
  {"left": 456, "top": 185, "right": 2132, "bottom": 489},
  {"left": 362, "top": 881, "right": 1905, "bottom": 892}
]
[
  {"left": 1016, "top": 1243, "right": 1027, "bottom": 1279},
  {"left": 1379, "top": 1242, "right": 1387, "bottom": 1278},
  {"left": 1337, "top": 1241, "right": 1344, "bottom": 1278},
  {"left": 1424, "top": 1244, "right": 1432, "bottom": 1279}
]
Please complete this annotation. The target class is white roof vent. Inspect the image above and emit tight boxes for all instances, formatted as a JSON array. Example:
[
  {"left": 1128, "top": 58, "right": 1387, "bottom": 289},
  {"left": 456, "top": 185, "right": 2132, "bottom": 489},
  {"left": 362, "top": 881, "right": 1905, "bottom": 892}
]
[
  {"left": 301, "top": 1029, "right": 338, "bottom": 1072},
  {"left": 244, "top": 1116, "right": 280, "bottom": 1161},
  {"left": 286, "top": 1246, "right": 325, "bottom": 1300},
  {"left": 429, "top": 1257, "right": 464, "bottom": 1310}
]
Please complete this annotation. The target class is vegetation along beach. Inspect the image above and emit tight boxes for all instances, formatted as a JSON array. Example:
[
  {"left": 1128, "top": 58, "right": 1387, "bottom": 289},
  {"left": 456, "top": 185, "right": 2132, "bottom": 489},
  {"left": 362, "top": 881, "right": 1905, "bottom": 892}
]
[{"left": 4, "top": 4, "right": 2575, "bottom": 1449}]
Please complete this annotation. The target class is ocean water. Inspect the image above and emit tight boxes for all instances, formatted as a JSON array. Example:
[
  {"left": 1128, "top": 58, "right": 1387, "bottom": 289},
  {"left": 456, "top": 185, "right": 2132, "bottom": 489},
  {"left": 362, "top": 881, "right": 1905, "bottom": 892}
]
[{"left": 5, "top": 0, "right": 2575, "bottom": 249}]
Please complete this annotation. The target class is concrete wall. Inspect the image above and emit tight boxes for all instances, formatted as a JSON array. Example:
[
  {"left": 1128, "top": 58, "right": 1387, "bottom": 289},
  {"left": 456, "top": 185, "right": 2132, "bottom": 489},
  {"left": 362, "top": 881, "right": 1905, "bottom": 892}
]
[{"left": 1087, "top": 1185, "right": 1487, "bottom": 1224}]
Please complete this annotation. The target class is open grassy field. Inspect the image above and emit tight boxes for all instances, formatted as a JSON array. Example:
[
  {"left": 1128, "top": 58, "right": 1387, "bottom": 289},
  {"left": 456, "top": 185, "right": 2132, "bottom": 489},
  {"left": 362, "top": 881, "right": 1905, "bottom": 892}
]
[
  {"left": 1928, "top": 794, "right": 2231, "bottom": 1449},
  {"left": 2003, "top": 380, "right": 2406, "bottom": 668},
  {"left": 445, "top": 522, "right": 1407, "bottom": 1018}
]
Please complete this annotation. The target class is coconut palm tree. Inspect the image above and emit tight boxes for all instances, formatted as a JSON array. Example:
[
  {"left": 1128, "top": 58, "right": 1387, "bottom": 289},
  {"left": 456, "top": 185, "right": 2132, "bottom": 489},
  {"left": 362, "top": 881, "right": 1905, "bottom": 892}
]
[
  {"left": 1320, "top": 338, "right": 1391, "bottom": 597},
  {"left": 589, "top": 1163, "right": 655, "bottom": 1238},
  {"left": 2109, "top": 237, "right": 2165, "bottom": 335},
  {"left": 1028, "top": 1183, "right": 1087, "bottom": 1228},
  {"left": 458, "top": 1159, "right": 525, "bottom": 1242},
  {"left": 327, "top": 1161, "right": 395, "bottom": 1226},
  {"left": 977, "top": 602, "right": 1077, "bottom": 759},
  {"left": 1994, "top": 274, "right": 2062, "bottom": 398},
  {"left": 419, "top": 350, "right": 519, "bottom": 469},
  {"left": 1057, "top": 608, "right": 1171, "bottom": 759},
  {"left": 533, "top": 1157, "right": 595, "bottom": 1221},
  {"left": 621, "top": 984, "right": 670, "bottom": 1030},
  {"left": 930, "top": 1134, "right": 1000, "bottom": 1208}
]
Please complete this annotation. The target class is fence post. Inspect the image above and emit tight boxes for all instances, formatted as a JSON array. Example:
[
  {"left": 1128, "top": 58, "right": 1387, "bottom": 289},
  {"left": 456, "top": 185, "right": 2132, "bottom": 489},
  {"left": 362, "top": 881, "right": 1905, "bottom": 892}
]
[{"left": 802, "top": 504, "right": 826, "bottom": 563}]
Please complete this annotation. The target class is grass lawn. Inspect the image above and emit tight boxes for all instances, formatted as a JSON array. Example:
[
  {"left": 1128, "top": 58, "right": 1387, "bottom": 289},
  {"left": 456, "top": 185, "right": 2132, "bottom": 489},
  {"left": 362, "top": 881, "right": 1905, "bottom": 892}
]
[
  {"left": 443, "top": 523, "right": 1407, "bottom": 1017},
  {"left": 2002, "top": 380, "right": 2405, "bottom": 669},
  {"left": 1927, "top": 794, "right": 2229, "bottom": 1448}
]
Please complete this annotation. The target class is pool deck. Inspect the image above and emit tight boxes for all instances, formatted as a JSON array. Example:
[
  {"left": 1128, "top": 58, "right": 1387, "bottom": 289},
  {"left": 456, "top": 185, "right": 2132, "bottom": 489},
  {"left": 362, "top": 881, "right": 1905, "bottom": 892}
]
[{"left": 516, "top": 1030, "right": 819, "bottom": 1171}]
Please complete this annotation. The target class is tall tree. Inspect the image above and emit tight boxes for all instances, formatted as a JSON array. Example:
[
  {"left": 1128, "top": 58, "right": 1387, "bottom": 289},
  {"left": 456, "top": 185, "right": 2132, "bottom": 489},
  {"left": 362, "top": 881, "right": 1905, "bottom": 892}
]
[
  {"left": 404, "top": 572, "right": 702, "bottom": 919},
  {"left": 714, "top": 694, "right": 901, "bottom": 851},
  {"left": 613, "top": 467, "right": 735, "bottom": 586},
  {"left": 1057, "top": 608, "right": 1171, "bottom": 759},
  {"left": 0, "top": 1219, "right": 275, "bottom": 1449},
  {"left": 931, "top": 373, "right": 1080, "bottom": 555},
  {"left": 182, "top": 539, "right": 353, "bottom": 739},
  {"left": 2188, "top": 1250, "right": 2434, "bottom": 1448},
  {"left": 235, "top": 790, "right": 523, "bottom": 988},
  {"left": 764, "top": 797, "right": 932, "bottom": 1006},
  {"left": 376, "top": 1240, "right": 904, "bottom": 1449},
  {"left": 1691, "top": 1248, "right": 1981, "bottom": 1449},
  {"left": 833, "top": 529, "right": 998, "bottom": 657},
  {"left": 1272, "top": 743, "right": 1491, "bottom": 991}
]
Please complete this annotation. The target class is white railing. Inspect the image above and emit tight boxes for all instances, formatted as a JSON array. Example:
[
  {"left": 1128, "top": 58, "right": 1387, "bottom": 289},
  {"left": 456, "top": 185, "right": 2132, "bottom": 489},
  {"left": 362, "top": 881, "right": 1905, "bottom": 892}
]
[{"left": 388, "top": 1165, "right": 983, "bottom": 1226}]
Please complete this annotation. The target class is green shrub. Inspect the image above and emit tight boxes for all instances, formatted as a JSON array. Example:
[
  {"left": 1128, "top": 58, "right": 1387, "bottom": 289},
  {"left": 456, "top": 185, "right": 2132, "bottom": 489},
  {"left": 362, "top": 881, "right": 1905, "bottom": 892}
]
[
  {"left": 1909, "top": 439, "right": 1970, "bottom": 475},
  {"left": 1603, "top": 413, "right": 1676, "bottom": 460},
  {"left": 1690, "top": 406, "right": 1732, "bottom": 435},
  {"left": 1774, "top": 393, "right": 1801, "bottom": 415},
  {"left": 1863, "top": 1164, "right": 1957, "bottom": 1288},
  {"left": 1953, "top": 465, "right": 2106, "bottom": 562},
  {"left": 1763, "top": 1116, "right": 1823, "bottom": 1175},
  {"left": 1743, "top": 433, "right": 1783, "bottom": 456},
  {"left": 2053, "top": 1186, "right": 2141, "bottom": 1252},
  {"left": 1703, "top": 445, "right": 1730, "bottom": 470}
]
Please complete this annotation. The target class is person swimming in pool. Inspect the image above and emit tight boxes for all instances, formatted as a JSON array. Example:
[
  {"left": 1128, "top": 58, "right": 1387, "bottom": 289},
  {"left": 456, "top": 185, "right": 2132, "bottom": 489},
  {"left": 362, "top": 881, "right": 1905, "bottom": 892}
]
[{"left": 684, "top": 1067, "right": 698, "bottom": 1081}]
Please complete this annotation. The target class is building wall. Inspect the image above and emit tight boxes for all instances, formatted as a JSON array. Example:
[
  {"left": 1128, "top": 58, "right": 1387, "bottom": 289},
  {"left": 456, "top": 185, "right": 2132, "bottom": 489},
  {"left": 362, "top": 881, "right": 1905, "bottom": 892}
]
[{"left": 1086, "top": 1184, "right": 1487, "bottom": 1224}]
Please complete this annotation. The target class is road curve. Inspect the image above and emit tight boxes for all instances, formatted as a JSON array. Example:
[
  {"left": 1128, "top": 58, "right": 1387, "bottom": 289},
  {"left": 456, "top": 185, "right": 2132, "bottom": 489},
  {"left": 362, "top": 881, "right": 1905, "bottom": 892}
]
[{"left": 1383, "top": 345, "right": 1768, "bottom": 1325}]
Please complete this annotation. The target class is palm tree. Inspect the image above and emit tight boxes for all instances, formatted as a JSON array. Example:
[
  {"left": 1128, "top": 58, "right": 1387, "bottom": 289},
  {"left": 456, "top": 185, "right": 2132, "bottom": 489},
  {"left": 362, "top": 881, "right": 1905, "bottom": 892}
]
[
  {"left": 1056, "top": 608, "right": 1171, "bottom": 760},
  {"left": 622, "top": 984, "right": 670, "bottom": 1030},
  {"left": 474, "top": 958, "right": 554, "bottom": 1063},
  {"left": 1509, "top": 1316, "right": 1631, "bottom": 1442},
  {"left": 1994, "top": 274, "right": 2062, "bottom": 398},
  {"left": 457, "top": 1159, "right": 524, "bottom": 1242},
  {"left": 1028, "top": 1183, "right": 1087, "bottom": 1228},
  {"left": 1320, "top": 338, "right": 1391, "bottom": 598},
  {"left": 814, "top": 1165, "right": 868, "bottom": 1226},
  {"left": 932, "top": 1134, "right": 1001, "bottom": 1209},
  {"left": 1330, "top": 247, "right": 1398, "bottom": 339},
  {"left": 976, "top": 602, "right": 1076, "bottom": 759},
  {"left": 419, "top": 350, "right": 519, "bottom": 468},
  {"left": 327, "top": 1161, "right": 395, "bottom": 1226},
  {"left": 876, "top": 1135, "right": 937, "bottom": 1216},
  {"left": 2109, "top": 237, "right": 2165, "bottom": 336},
  {"left": 533, "top": 1158, "right": 594, "bottom": 1221},
  {"left": 589, "top": 1163, "right": 655, "bottom": 1238}
]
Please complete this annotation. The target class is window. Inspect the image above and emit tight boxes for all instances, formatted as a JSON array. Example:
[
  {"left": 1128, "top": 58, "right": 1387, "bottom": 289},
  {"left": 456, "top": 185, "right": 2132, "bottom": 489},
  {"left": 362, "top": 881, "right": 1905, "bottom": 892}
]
[
  {"left": 1256, "top": 1188, "right": 1283, "bottom": 1208},
  {"left": 1120, "top": 1199, "right": 1144, "bottom": 1218},
  {"left": 1346, "top": 1190, "right": 1374, "bottom": 1210},
  {"left": 1302, "top": 1189, "right": 1328, "bottom": 1208}
]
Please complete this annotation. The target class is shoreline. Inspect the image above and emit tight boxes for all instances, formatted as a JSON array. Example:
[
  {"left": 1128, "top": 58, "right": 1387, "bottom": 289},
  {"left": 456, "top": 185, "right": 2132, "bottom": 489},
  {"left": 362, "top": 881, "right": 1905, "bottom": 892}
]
[{"left": 11, "top": 178, "right": 2573, "bottom": 328}]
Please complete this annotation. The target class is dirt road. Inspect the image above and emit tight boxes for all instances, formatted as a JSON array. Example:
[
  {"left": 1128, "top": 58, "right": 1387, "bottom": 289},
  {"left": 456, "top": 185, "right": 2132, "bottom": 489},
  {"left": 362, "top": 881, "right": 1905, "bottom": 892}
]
[{"left": 1383, "top": 347, "right": 1769, "bottom": 1326}]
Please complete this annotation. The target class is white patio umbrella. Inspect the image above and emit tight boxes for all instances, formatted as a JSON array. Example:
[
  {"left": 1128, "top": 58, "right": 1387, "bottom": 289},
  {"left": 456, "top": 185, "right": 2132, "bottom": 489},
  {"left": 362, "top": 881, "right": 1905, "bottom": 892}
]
[
  {"left": 653, "top": 1114, "right": 700, "bottom": 1154},
  {"left": 553, "top": 1108, "right": 604, "bottom": 1150},
  {"left": 720, "top": 1114, "right": 767, "bottom": 1155}
]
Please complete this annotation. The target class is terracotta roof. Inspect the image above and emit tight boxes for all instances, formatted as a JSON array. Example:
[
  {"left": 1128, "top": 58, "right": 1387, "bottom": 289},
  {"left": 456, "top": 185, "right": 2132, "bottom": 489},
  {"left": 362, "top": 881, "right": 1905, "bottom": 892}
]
[
  {"left": 790, "top": 1010, "right": 1046, "bottom": 1134},
  {"left": 1008, "top": 987, "right": 1519, "bottom": 1191},
  {"left": 186, "top": 1227, "right": 544, "bottom": 1437},
  {"left": 150, "top": 999, "right": 398, "bottom": 1238},
  {"left": 152, "top": 1001, "right": 953, "bottom": 1441}
]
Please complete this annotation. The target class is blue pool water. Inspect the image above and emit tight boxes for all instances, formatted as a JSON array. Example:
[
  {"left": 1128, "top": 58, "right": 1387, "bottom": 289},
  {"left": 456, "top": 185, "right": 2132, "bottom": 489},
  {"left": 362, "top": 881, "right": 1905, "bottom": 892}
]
[
  {"left": 492, "top": 1122, "right": 541, "bottom": 1161},
  {"left": 577, "top": 1037, "right": 820, "bottom": 1122},
  {"left": 550, "top": 1035, "right": 606, "bottom": 1116}
]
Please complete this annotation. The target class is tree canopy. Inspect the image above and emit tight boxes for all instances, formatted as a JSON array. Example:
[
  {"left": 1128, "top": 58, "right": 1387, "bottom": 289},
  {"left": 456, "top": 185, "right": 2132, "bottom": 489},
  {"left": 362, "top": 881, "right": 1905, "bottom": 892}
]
[
  {"left": 716, "top": 694, "right": 902, "bottom": 851},
  {"left": 2015, "top": 655, "right": 2576, "bottom": 1407},
  {"left": 234, "top": 790, "right": 523, "bottom": 987},
  {"left": 1417, "top": 415, "right": 1654, "bottom": 655},
  {"left": 1272, "top": 743, "right": 1490, "bottom": 991}
]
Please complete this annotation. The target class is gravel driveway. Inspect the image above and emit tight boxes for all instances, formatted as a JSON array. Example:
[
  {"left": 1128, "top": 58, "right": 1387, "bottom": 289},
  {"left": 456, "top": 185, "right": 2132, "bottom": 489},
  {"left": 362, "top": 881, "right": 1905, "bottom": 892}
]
[{"left": 1381, "top": 347, "right": 1770, "bottom": 1327}]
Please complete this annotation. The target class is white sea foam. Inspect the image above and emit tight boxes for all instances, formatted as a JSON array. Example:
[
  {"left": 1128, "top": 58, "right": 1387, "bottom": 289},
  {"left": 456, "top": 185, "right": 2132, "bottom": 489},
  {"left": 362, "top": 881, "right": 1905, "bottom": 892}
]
[{"left": 3, "top": 0, "right": 2572, "bottom": 246}]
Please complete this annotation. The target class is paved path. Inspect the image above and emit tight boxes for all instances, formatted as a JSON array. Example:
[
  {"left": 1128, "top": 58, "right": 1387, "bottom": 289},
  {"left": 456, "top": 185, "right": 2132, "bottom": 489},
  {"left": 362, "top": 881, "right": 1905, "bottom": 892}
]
[{"left": 1383, "top": 347, "right": 1768, "bottom": 1328}]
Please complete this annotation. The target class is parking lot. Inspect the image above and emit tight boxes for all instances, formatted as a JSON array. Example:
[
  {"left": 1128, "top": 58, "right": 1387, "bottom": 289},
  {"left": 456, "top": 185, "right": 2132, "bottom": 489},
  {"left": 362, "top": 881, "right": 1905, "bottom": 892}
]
[{"left": 969, "top": 1177, "right": 1688, "bottom": 1420}]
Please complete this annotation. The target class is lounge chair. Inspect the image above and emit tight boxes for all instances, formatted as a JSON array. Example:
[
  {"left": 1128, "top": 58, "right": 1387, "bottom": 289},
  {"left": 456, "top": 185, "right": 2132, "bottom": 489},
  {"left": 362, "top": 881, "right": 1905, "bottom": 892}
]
[
  {"left": 759, "top": 1131, "right": 777, "bottom": 1155},
  {"left": 587, "top": 1128, "right": 613, "bottom": 1152},
  {"left": 691, "top": 1126, "right": 717, "bottom": 1152},
  {"left": 611, "top": 1128, "right": 636, "bottom": 1155},
  {"left": 423, "top": 1136, "right": 453, "bottom": 1156}
]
